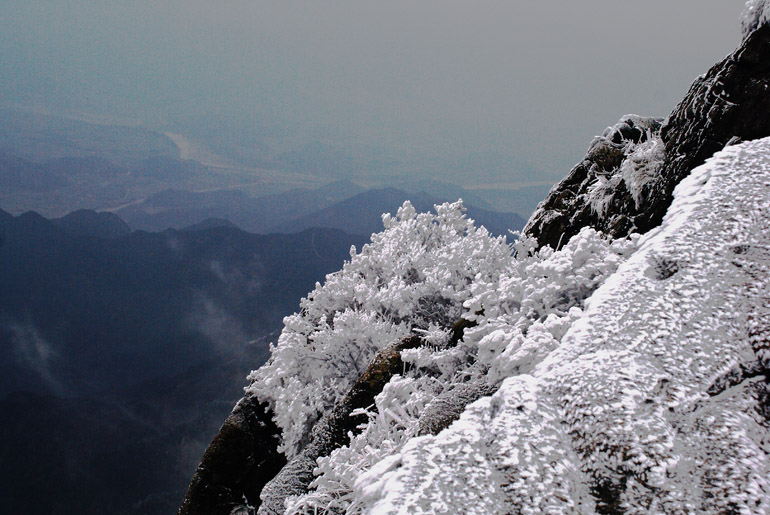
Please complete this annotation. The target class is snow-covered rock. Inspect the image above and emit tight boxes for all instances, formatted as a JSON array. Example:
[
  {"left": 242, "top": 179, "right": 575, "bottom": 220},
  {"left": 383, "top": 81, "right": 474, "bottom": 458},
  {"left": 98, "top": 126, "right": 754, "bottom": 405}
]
[
  {"left": 743, "top": 0, "right": 770, "bottom": 38},
  {"left": 180, "top": 12, "right": 770, "bottom": 515},
  {"left": 354, "top": 135, "right": 770, "bottom": 515},
  {"left": 525, "top": 21, "right": 770, "bottom": 250}
]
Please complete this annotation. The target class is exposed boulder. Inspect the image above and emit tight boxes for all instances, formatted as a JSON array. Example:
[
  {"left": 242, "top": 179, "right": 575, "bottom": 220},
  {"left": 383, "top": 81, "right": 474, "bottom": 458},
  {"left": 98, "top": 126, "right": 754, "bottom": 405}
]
[
  {"left": 178, "top": 397, "right": 285, "bottom": 515},
  {"left": 525, "top": 23, "right": 770, "bottom": 249}
]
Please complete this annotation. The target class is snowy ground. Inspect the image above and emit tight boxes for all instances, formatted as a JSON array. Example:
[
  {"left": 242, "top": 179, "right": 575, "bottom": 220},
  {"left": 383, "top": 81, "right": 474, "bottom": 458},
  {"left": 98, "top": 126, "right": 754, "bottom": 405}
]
[
  {"left": 354, "top": 138, "right": 770, "bottom": 514},
  {"left": 249, "top": 136, "right": 770, "bottom": 514}
]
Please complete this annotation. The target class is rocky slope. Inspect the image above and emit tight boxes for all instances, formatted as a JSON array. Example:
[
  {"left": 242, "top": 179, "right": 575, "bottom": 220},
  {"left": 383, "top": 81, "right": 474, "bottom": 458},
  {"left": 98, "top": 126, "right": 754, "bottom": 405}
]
[
  {"left": 356, "top": 134, "right": 770, "bottom": 515},
  {"left": 180, "top": 13, "right": 770, "bottom": 515},
  {"left": 524, "top": 22, "right": 770, "bottom": 249}
]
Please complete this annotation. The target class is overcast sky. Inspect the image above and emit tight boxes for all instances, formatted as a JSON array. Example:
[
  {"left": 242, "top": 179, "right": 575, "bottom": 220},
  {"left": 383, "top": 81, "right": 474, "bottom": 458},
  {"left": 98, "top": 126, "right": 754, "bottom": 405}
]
[{"left": 0, "top": 1, "right": 747, "bottom": 184}]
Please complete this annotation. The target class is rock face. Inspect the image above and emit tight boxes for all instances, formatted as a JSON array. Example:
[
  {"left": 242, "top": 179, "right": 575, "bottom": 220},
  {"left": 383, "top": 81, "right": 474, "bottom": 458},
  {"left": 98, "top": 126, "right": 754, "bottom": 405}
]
[
  {"left": 178, "top": 398, "right": 285, "bottom": 515},
  {"left": 524, "top": 23, "right": 770, "bottom": 250}
]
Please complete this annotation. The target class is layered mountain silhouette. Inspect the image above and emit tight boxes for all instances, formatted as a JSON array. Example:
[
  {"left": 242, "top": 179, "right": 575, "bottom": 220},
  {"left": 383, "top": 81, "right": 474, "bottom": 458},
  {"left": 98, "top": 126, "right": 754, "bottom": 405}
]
[
  {"left": 0, "top": 209, "right": 365, "bottom": 514},
  {"left": 269, "top": 187, "right": 525, "bottom": 238},
  {"left": 115, "top": 180, "right": 366, "bottom": 234},
  {"left": 116, "top": 183, "right": 525, "bottom": 237}
]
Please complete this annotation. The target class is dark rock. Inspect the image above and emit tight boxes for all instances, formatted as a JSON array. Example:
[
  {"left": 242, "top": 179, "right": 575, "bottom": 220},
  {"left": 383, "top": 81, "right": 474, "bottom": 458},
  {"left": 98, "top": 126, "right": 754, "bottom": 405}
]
[
  {"left": 523, "top": 115, "right": 663, "bottom": 250},
  {"left": 178, "top": 397, "right": 286, "bottom": 515},
  {"left": 525, "top": 24, "right": 770, "bottom": 249},
  {"left": 648, "top": 23, "right": 770, "bottom": 232},
  {"left": 449, "top": 317, "right": 477, "bottom": 347}
]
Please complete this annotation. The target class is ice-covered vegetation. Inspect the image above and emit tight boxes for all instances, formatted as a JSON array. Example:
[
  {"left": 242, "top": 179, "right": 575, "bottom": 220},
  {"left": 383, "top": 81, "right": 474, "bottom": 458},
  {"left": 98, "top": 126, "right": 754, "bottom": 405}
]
[
  {"left": 276, "top": 225, "right": 638, "bottom": 515},
  {"left": 247, "top": 200, "right": 513, "bottom": 456},
  {"left": 353, "top": 137, "right": 770, "bottom": 514},
  {"left": 585, "top": 115, "right": 665, "bottom": 217},
  {"left": 246, "top": 136, "right": 770, "bottom": 514}
]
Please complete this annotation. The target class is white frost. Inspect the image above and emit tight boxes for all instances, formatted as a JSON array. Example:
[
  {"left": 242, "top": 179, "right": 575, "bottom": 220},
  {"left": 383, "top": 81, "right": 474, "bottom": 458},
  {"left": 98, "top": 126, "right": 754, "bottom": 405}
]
[
  {"left": 247, "top": 138, "right": 770, "bottom": 514},
  {"left": 354, "top": 138, "right": 770, "bottom": 514},
  {"left": 247, "top": 200, "right": 513, "bottom": 456}
]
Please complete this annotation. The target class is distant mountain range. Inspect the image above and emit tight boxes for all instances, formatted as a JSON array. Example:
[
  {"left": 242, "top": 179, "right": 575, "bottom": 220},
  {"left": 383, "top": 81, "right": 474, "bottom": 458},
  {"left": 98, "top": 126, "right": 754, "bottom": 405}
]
[
  {"left": 0, "top": 107, "right": 542, "bottom": 514},
  {"left": 0, "top": 149, "right": 213, "bottom": 218},
  {"left": 52, "top": 209, "right": 132, "bottom": 239},
  {"left": 0, "top": 208, "right": 365, "bottom": 513},
  {"left": 469, "top": 183, "right": 553, "bottom": 220},
  {"left": 0, "top": 187, "right": 524, "bottom": 513},
  {"left": 0, "top": 108, "right": 552, "bottom": 225},
  {"left": 116, "top": 182, "right": 526, "bottom": 237},
  {"left": 114, "top": 179, "right": 366, "bottom": 234},
  {"left": 0, "top": 207, "right": 365, "bottom": 397},
  {"left": 269, "top": 187, "right": 526, "bottom": 238}
]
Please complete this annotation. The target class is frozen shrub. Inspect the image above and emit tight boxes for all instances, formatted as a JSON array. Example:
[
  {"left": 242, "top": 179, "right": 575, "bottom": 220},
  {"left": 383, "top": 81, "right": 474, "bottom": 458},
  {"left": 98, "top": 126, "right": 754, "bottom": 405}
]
[
  {"left": 277, "top": 226, "right": 639, "bottom": 514},
  {"left": 247, "top": 200, "right": 513, "bottom": 456}
]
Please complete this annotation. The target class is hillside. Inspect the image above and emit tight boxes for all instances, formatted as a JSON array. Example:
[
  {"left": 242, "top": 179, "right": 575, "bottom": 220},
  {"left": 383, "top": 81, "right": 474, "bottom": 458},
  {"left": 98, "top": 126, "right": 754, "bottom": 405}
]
[
  {"left": 0, "top": 210, "right": 365, "bottom": 513},
  {"left": 0, "top": 211, "right": 365, "bottom": 397},
  {"left": 181, "top": 15, "right": 770, "bottom": 515}
]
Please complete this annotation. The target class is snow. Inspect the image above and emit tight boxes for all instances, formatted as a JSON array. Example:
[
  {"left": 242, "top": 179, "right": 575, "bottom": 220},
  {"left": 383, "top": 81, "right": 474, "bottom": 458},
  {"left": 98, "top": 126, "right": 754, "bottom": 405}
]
[
  {"left": 246, "top": 200, "right": 513, "bottom": 457},
  {"left": 350, "top": 137, "right": 770, "bottom": 513},
  {"left": 246, "top": 137, "right": 770, "bottom": 514}
]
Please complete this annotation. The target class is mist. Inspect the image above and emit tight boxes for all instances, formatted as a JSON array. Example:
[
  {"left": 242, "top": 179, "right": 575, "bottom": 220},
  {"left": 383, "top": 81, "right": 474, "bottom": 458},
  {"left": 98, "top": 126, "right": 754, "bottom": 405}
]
[
  {"left": 0, "top": 1, "right": 745, "bottom": 185},
  {"left": 6, "top": 318, "right": 64, "bottom": 396}
]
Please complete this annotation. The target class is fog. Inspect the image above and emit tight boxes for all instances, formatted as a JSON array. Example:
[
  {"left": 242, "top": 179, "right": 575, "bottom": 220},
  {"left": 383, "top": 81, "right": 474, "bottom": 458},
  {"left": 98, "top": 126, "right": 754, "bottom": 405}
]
[{"left": 0, "top": 0, "right": 745, "bottom": 185}]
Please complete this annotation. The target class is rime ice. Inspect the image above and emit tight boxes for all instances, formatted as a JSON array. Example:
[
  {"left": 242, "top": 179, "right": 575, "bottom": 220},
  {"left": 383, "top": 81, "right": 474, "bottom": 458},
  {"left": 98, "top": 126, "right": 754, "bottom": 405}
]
[{"left": 248, "top": 137, "right": 770, "bottom": 514}]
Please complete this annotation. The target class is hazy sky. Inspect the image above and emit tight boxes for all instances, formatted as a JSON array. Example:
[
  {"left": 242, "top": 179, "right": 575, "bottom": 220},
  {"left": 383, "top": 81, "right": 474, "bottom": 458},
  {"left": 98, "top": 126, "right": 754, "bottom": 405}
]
[{"left": 0, "top": 1, "right": 747, "bottom": 184}]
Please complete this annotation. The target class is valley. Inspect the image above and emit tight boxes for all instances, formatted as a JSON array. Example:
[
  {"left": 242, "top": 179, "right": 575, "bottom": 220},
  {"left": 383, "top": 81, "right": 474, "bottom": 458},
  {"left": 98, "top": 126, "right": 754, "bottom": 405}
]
[{"left": 0, "top": 109, "right": 533, "bottom": 513}]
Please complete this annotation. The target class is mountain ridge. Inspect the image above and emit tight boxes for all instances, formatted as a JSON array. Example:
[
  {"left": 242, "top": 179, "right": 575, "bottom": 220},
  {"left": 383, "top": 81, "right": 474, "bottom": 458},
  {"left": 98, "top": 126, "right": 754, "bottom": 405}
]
[
  {"left": 0, "top": 209, "right": 367, "bottom": 513},
  {"left": 268, "top": 187, "right": 525, "bottom": 238},
  {"left": 180, "top": 16, "right": 770, "bottom": 515}
]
